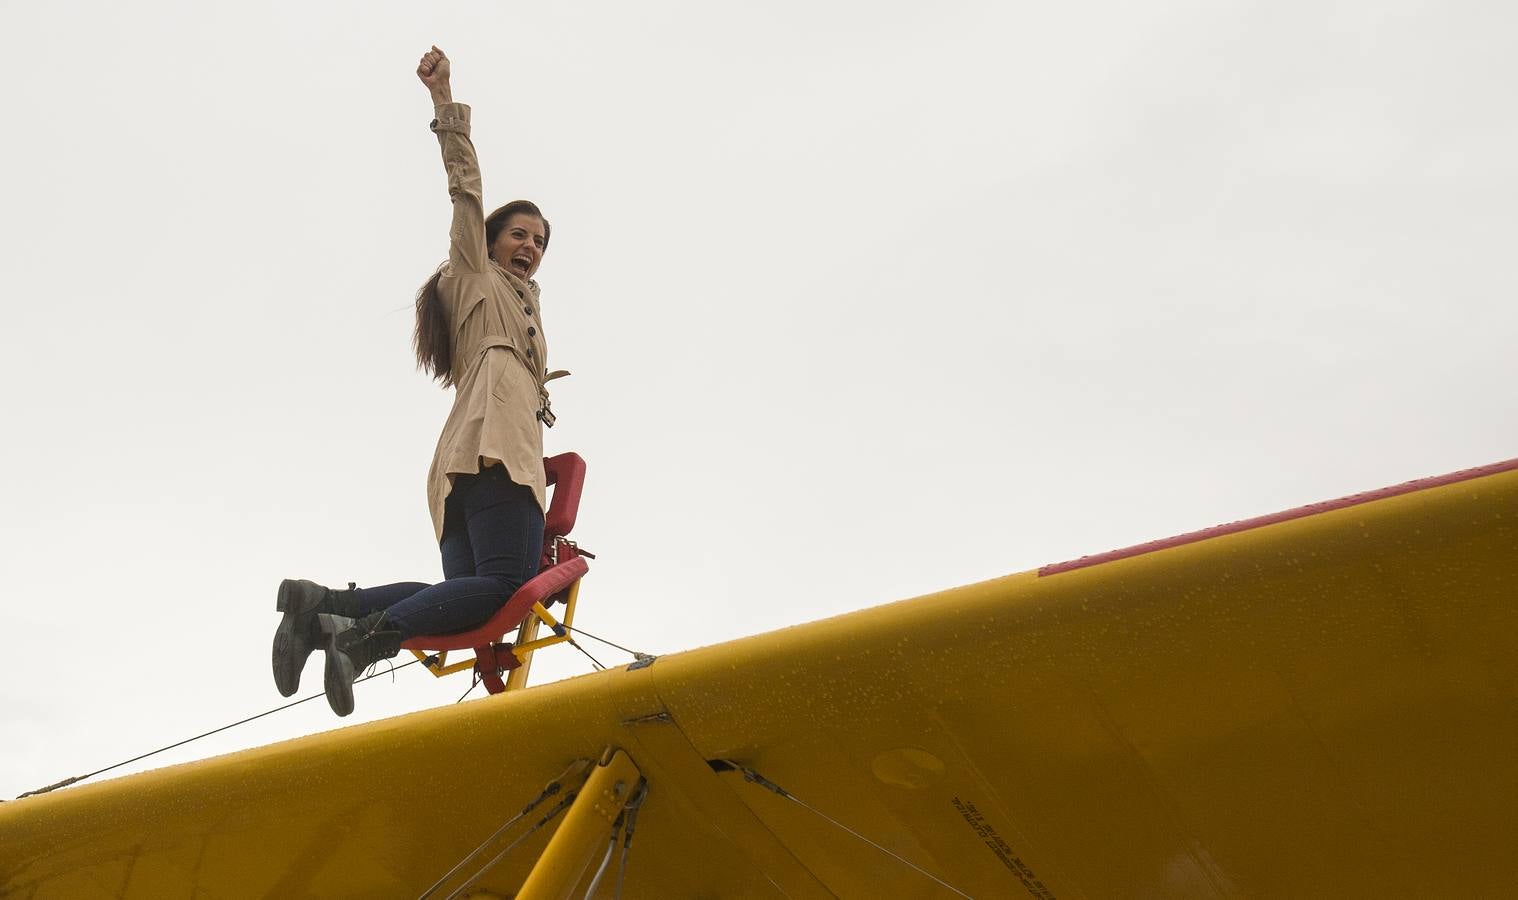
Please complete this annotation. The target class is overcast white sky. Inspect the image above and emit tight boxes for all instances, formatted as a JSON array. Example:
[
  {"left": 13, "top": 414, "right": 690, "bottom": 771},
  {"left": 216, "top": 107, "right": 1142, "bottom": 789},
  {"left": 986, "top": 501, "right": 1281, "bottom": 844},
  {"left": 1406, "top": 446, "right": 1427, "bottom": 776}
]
[{"left": 2, "top": 1, "right": 1515, "bottom": 798}]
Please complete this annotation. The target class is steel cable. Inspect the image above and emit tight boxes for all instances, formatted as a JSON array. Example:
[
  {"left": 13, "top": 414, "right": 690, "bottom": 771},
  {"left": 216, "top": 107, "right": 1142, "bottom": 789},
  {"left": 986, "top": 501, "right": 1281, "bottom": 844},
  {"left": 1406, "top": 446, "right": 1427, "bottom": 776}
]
[{"left": 14, "top": 659, "right": 422, "bottom": 800}]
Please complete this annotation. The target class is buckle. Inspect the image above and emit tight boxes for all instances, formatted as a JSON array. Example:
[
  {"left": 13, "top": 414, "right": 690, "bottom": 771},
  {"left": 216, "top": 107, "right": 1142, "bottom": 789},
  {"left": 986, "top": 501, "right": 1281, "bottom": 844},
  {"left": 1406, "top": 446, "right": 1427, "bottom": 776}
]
[{"left": 549, "top": 535, "right": 596, "bottom": 565}]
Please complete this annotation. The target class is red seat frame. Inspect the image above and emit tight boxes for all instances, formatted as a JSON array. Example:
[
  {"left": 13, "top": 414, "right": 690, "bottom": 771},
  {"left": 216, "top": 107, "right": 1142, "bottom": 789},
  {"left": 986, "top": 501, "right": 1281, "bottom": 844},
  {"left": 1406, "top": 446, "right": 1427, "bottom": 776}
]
[{"left": 401, "top": 452, "right": 589, "bottom": 694}]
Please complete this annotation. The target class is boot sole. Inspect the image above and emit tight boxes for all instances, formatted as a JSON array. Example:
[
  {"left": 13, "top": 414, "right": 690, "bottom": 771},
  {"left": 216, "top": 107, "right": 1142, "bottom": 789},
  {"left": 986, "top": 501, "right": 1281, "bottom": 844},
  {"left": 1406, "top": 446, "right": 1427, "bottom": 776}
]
[
  {"left": 319, "top": 613, "right": 357, "bottom": 717},
  {"left": 271, "top": 580, "right": 320, "bottom": 698}
]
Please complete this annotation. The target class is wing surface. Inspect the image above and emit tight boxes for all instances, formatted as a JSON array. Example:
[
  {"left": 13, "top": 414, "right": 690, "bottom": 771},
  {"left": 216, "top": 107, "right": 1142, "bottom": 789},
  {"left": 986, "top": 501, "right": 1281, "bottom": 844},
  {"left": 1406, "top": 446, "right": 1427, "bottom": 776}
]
[{"left": 3, "top": 460, "right": 1516, "bottom": 897}]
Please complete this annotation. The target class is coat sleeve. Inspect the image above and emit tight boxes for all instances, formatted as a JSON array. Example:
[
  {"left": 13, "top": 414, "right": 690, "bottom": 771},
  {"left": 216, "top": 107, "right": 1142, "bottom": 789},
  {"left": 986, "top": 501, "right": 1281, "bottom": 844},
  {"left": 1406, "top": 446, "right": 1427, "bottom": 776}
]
[{"left": 430, "top": 102, "right": 489, "bottom": 275}]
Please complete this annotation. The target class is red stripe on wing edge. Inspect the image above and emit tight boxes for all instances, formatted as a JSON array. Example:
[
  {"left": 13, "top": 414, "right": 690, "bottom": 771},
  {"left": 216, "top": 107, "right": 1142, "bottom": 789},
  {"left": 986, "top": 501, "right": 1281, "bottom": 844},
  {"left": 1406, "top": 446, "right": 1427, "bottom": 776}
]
[{"left": 1037, "top": 456, "right": 1518, "bottom": 577}]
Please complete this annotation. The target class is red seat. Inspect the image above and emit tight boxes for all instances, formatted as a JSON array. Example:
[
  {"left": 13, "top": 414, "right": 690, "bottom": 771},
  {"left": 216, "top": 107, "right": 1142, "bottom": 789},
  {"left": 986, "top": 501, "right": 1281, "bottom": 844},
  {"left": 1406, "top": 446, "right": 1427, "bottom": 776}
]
[
  {"left": 402, "top": 452, "right": 590, "bottom": 694},
  {"left": 401, "top": 556, "right": 588, "bottom": 654}
]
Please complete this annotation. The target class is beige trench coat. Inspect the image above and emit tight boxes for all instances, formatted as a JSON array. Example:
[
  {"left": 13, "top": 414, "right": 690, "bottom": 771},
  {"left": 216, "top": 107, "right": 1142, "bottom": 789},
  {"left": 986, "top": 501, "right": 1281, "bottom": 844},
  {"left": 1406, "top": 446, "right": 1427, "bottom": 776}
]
[{"left": 424, "top": 102, "right": 552, "bottom": 541}]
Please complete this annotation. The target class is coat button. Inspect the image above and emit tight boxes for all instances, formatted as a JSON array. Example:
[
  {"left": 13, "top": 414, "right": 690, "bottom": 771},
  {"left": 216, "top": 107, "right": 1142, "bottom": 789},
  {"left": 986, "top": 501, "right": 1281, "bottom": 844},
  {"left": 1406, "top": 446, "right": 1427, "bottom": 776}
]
[
  {"left": 527, "top": 348, "right": 536, "bottom": 358},
  {"left": 524, "top": 306, "right": 533, "bottom": 315},
  {"left": 527, "top": 326, "right": 536, "bottom": 336}
]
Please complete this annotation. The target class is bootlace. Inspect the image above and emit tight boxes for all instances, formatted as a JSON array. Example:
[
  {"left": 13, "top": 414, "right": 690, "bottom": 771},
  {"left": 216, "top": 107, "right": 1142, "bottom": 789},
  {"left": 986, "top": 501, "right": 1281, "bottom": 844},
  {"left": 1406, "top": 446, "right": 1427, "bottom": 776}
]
[
  {"left": 339, "top": 611, "right": 402, "bottom": 679},
  {"left": 364, "top": 655, "right": 399, "bottom": 682}
]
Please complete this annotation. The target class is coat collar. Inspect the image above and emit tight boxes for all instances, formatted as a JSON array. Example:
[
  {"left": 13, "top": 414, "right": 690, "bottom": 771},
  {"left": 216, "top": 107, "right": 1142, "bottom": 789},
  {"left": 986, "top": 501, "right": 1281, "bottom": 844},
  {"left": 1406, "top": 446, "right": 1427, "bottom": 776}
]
[{"left": 489, "top": 259, "right": 541, "bottom": 299}]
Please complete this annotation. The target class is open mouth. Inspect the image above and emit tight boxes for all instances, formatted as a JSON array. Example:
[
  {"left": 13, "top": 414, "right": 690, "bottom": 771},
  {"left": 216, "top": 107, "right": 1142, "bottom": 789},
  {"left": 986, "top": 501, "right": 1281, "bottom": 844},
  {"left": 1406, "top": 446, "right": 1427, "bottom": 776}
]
[{"left": 510, "top": 254, "right": 533, "bottom": 275}]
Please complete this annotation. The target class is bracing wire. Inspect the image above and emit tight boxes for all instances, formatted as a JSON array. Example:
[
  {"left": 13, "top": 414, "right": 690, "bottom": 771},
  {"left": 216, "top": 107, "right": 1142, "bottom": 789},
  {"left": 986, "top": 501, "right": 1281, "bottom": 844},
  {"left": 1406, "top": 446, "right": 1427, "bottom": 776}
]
[
  {"left": 456, "top": 672, "right": 481, "bottom": 704},
  {"left": 560, "top": 623, "right": 651, "bottom": 661},
  {"left": 566, "top": 637, "right": 607, "bottom": 671},
  {"left": 613, "top": 780, "right": 648, "bottom": 898},
  {"left": 14, "top": 619, "right": 653, "bottom": 800},
  {"left": 581, "top": 817, "right": 624, "bottom": 898},
  {"left": 733, "top": 765, "right": 973, "bottom": 899},
  {"left": 440, "top": 789, "right": 580, "bottom": 900},
  {"left": 14, "top": 659, "right": 422, "bottom": 800},
  {"left": 418, "top": 759, "right": 592, "bottom": 900}
]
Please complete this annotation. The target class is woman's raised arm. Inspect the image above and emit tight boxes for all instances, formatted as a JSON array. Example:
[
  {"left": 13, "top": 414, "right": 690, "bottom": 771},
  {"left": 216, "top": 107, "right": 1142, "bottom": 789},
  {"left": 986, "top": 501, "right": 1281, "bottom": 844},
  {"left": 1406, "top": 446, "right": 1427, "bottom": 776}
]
[{"left": 418, "top": 46, "right": 488, "bottom": 273}]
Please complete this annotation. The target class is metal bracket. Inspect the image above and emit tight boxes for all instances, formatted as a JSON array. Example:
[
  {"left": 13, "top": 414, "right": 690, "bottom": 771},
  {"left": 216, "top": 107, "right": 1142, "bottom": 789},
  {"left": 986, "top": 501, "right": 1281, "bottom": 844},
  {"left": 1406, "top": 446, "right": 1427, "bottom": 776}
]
[{"left": 517, "top": 748, "right": 645, "bottom": 899}]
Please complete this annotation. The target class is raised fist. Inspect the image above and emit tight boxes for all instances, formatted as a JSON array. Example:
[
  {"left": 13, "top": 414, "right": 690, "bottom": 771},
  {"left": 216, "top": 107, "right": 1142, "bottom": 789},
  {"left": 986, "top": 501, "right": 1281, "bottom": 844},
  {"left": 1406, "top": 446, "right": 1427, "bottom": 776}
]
[{"left": 417, "top": 46, "right": 451, "bottom": 93}]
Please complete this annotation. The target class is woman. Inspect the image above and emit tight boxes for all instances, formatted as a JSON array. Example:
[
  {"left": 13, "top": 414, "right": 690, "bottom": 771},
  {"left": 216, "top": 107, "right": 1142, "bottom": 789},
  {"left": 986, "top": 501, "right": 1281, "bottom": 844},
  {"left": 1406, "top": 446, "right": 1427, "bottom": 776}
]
[{"left": 271, "top": 46, "right": 561, "bottom": 717}]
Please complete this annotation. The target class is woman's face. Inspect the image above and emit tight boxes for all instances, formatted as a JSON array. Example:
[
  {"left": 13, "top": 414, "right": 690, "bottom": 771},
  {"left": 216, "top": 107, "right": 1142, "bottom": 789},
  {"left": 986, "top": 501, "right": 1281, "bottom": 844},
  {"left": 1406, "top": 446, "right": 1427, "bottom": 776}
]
[{"left": 490, "top": 214, "right": 548, "bottom": 280}]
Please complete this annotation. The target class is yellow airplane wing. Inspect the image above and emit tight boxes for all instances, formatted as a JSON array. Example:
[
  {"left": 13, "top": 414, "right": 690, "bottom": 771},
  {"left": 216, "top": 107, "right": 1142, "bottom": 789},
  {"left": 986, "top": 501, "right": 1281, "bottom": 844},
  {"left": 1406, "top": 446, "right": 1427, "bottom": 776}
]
[{"left": 3, "top": 459, "right": 1516, "bottom": 898}]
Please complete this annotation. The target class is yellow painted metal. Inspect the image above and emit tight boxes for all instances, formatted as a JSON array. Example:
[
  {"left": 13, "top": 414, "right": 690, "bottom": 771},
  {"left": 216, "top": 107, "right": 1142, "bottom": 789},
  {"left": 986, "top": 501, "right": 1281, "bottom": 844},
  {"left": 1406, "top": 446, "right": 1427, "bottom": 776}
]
[
  {"left": 433, "top": 657, "right": 475, "bottom": 677},
  {"left": 505, "top": 615, "right": 540, "bottom": 692},
  {"left": 410, "top": 651, "right": 476, "bottom": 678},
  {"left": 410, "top": 647, "right": 446, "bottom": 670},
  {"left": 514, "top": 602, "right": 564, "bottom": 656},
  {"left": 562, "top": 577, "right": 581, "bottom": 626},
  {"left": 510, "top": 583, "right": 584, "bottom": 671},
  {"left": 3, "top": 463, "right": 1516, "bottom": 897},
  {"left": 514, "top": 616, "right": 566, "bottom": 655},
  {"left": 517, "top": 749, "right": 642, "bottom": 900},
  {"left": 531, "top": 601, "right": 561, "bottom": 630},
  {"left": 506, "top": 580, "right": 585, "bottom": 689}
]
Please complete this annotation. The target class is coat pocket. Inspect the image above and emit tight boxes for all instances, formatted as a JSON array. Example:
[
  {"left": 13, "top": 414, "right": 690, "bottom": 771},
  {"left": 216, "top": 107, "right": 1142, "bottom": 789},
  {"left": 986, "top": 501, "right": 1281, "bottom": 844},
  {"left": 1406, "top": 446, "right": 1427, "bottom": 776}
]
[{"left": 487, "top": 349, "right": 534, "bottom": 406}]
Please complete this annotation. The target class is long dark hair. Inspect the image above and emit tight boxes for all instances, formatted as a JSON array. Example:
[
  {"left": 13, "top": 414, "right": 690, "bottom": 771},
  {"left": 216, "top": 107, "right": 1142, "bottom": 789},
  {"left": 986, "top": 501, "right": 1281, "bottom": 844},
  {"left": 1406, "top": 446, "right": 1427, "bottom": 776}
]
[{"left": 414, "top": 200, "right": 551, "bottom": 386}]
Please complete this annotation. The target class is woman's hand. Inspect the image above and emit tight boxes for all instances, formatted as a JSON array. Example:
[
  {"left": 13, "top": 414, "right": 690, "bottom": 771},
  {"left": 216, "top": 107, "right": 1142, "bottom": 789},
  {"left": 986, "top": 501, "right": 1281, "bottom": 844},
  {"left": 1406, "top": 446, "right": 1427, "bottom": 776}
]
[{"left": 417, "top": 45, "right": 452, "bottom": 105}]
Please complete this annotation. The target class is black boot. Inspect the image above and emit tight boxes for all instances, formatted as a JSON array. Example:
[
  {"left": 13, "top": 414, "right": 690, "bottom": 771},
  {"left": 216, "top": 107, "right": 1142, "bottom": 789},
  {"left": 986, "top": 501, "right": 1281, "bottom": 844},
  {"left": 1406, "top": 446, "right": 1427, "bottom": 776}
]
[
  {"left": 318, "top": 610, "right": 404, "bottom": 717},
  {"left": 271, "top": 579, "right": 360, "bottom": 697}
]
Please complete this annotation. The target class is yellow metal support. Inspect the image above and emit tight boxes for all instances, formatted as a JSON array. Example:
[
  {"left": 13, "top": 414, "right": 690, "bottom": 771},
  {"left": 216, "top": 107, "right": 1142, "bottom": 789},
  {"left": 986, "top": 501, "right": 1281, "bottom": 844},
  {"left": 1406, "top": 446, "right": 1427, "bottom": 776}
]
[
  {"left": 431, "top": 657, "right": 475, "bottom": 677},
  {"left": 507, "top": 580, "right": 583, "bottom": 691},
  {"left": 505, "top": 616, "right": 541, "bottom": 691},
  {"left": 408, "top": 648, "right": 478, "bottom": 678},
  {"left": 562, "top": 576, "right": 581, "bottom": 627},
  {"left": 518, "top": 749, "right": 643, "bottom": 900}
]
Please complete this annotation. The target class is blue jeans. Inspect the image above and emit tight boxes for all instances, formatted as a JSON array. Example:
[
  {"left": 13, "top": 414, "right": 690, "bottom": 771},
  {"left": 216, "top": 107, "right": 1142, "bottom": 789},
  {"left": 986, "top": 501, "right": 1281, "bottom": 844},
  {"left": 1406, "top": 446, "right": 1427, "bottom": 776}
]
[{"left": 353, "top": 465, "right": 544, "bottom": 638}]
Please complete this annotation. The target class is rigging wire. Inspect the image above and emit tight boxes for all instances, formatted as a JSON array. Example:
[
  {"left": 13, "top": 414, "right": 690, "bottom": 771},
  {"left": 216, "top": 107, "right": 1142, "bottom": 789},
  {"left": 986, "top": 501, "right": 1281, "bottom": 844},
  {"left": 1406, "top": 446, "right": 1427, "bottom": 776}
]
[
  {"left": 455, "top": 671, "right": 481, "bottom": 704},
  {"left": 422, "top": 765, "right": 644, "bottom": 900},
  {"left": 14, "top": 659, "right": 422, "bottom": 800},
  {"left": 731, "top": 764, "right": 974, "bottom": 899},
  {"left": 613, "top": 779, "right": 648, "bottom": 898},
  {"left": 581, "top": 816, "right": 624, "bottom": 899},
  {"left": 440, "top": 787, "right": 581, "bottom": 900},
  {"left": 417, "top": 758, "right": 592, "bottom": 900},
  {"left": 565, "top": 636, "right": 607, "bottom": 671},
  {"left": 560, "top": 623, "right": 652, "bottom": 662},
  {"left": 581, "top": 779, "right": 646, "bottom": 899},
  {"left": 14, "top": 619, "right": 653, "bottom": 800}
]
